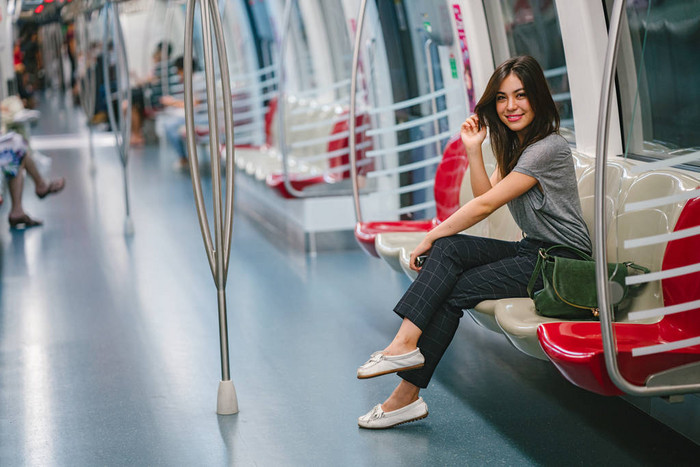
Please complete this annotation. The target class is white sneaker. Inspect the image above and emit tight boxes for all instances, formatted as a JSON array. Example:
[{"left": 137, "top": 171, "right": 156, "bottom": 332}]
[
  {"left": 358, "top": 398, "right": 429, "bottom": 429},
  {"left": 357, "top": 348, "right": 425, "bottom": 379}
]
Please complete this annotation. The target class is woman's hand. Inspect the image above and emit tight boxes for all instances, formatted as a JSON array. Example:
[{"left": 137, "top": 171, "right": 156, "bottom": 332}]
[
  {"left": 460, "top": 115, "right": 487, "bottom": 152},
  {"left": 409, "top": 237, "right": 434, "bottom": 272}
]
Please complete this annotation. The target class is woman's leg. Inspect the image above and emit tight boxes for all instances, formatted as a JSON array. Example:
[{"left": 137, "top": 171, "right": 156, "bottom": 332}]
[
  {"left": 380, "top": 241, "right": 543, "bottom": 410},
  {"left": 398, "top": 246, "right": 541, "bottom": 390},
  {"left": 22, "top": 153, "right": 65, "bottom": 198},
  {"left": 385, "top": 235, "right": 520, "bottom": 355},
  {"left": 7, "top": 171, "right": 26, "bottom": 219}
]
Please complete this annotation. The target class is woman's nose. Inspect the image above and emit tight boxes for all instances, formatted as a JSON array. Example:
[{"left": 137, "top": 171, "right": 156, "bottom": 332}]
[{"left": 506, "top": 96, "right": 517, "bottom": 110}]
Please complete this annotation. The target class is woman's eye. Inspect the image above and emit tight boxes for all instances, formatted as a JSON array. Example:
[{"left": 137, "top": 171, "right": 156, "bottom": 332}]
[
  {"left": 517, "top": 93, "right": 527, "bottom": 99},
  {"left": 496, "top": 95, "right": 506, "bottom": 101}
]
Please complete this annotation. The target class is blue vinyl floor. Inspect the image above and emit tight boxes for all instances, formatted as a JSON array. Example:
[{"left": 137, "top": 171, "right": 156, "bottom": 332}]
[{"left": 1, "top": 92, "right": 700, "bottom": 466}]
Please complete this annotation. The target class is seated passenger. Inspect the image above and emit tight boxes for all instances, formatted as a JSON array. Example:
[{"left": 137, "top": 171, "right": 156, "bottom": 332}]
[
  {"left": 356, "top": 56, "right": 591, "bottom": 429},
  {"left": 130, "top": 41, "right": 173, "bottom": 145},
  {"left": 159, "top": 56, "right": 200, "bottom": 171},
  {"left": 0, "top": 131, "right": 66, "bottom": 228}
]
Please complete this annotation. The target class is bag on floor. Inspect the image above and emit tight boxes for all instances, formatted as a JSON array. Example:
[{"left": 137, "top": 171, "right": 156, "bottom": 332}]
[{"left": 527, "top": 245, "right": 649, "bottom": 320}]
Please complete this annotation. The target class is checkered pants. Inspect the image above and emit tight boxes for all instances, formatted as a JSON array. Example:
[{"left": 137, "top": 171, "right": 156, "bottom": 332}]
[{"left": 395, "top": 234, "right": 554, "bottom": 388}]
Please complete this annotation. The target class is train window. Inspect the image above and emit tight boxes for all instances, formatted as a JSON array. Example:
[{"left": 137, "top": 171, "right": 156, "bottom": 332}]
[
  {"left": 613, "top": 0, "right": 700, "bottom": 169},
  {"left": 482, "top": 0, "right": 575, "bottom": 142}
]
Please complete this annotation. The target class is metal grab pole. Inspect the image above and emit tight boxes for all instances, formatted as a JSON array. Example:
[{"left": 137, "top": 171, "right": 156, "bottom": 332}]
[
  {"left": 423, "top": 38, "right": 441, "bottom": 158},
  {"left": 102, "top": 2, "right": 134, "bottom": 235},
  {"left": 595, "top": 0, "right": 700, "bottom": 396},
  {"left": 77, "top": 12, "right": 98, "bottom": 174},
  {"left": 184, "top": 0, "right": 238, "bottom": 415},
  {"left": 349, "top": 0, "right": 369, "bottom": 223}
]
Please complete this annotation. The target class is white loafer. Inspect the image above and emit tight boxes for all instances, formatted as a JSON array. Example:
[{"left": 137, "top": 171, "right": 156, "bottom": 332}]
[
  {"left": 358, "top": 398, "right": 428, "bottom": 429},
  {"left": 357, "top": 348, "right": 425, "bottom": 379}
]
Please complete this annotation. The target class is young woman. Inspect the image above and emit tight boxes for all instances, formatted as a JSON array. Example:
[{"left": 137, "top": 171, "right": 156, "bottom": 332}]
[{"left": 356, "top": 55, "right": 591, "bottom": 429}]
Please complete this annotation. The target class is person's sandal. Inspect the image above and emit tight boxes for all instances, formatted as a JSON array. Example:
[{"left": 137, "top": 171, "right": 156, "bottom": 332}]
[
  {"left": 36, "top": 178, "right": 66, "bottom": 199},
  {"left": 9, "top": 214, "right": 43, "bottom": 229}
]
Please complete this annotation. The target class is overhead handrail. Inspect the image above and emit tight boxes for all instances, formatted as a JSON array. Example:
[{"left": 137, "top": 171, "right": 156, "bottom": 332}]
[
  {"left": 102, "top": 2, "right": 134, "bottom": 235},
  {"left": 595, "top": 0, "right": 700, "bottom": 396},
  {"left": 184, "top": 0, "right": 238, "bottom": 415}
]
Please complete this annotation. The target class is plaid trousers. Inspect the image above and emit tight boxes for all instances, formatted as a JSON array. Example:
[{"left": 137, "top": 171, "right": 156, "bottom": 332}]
[{"left": 394, "top": 234, "right": 555, "bottom": 388}]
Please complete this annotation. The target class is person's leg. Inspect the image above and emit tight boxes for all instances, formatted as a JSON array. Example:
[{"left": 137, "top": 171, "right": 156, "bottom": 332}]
[
  {"left": 7, "top": 170, "right": 26, "bottom": 219},
  {"left": 383, "top": 235, "right": 520, "bottom": 357},
  {"left": 381, "top": 240, "right": 545, "bottom": 410},
  {"left": 22, "top": 152, "right": 65, "bottom": 198}
]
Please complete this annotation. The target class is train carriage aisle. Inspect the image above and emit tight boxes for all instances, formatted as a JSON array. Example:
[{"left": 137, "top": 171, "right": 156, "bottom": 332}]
[{"left": 1, "top": 90, "right": 699, "bottom": 465}]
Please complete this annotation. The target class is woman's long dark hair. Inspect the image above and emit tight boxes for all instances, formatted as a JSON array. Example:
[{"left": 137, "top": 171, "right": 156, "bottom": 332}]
[{"left": 474, "top": 55, "right": 559, "bottom": 178}]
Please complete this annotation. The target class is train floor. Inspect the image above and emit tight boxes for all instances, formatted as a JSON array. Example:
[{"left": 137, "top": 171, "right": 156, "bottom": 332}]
[{"left": 1, "top": 91, "right": 700, "bottom": 466}]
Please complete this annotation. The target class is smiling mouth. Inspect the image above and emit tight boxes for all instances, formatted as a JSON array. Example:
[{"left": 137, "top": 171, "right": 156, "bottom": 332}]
[{"left": 506, "top": 115, "right": 523, "bottom": 122}]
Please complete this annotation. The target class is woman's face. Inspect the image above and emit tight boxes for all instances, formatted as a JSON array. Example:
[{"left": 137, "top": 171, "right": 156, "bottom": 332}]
[{"left": 496, "top": 73, "right": 534, "bottom": 140}]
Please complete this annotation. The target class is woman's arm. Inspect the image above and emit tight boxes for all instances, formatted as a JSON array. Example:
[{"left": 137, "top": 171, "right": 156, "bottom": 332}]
[
  {"left": 409, "top": 170, "right": 537, "bottom": 270},
  {"left": 461, "top": 116, "right": 493, "bottom": 198}
]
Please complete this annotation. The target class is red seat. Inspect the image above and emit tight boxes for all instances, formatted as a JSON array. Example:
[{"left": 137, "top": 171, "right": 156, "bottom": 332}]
[
  {"left": 538, "top": 196, "right": 700, "bottom": 395},
  {"left": 354, "top": 133, "right": 469, "bottom": 257}
]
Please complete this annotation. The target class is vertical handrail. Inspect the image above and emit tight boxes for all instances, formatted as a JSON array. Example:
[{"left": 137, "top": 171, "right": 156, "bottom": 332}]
[
  {"left": 423, "top": 38, "right": 441, "bottom": 158},
  {"left": 349, "top": 0, "right": 369, "bottom": 223},
  {"left": 102, "top": 2, "right": 134, "bottom": 235},
  {"left": 77, "top": 12, "right": 98, "bottom": 174},
  {"left": 595, "top": 0, "right": 700, "bottom": 396},
  {"left": 184, "top": 0, "right": 238, "bottom": 415},
  {"left": 161, "top": 2, "right": 175, "bottom": 96}
]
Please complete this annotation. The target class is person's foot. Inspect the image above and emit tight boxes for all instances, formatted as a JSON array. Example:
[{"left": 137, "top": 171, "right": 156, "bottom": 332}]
[
  {"left": 172, "top": 158, "right": 189, "bottom": 172},
  {"left": 9, "top": 214, "right": 43, "bottom": 229},
  {"left": 131, "top": 134, "right": 145, "bottom": 146},
  {"left": 357, "top": 348, "right": 424, "bottom": 379},
  {"left": 36, "top": 178, "right": 66, "bottom": 199},
  {"left": 358, "top": 398, "right": 428, "bottom": 429}
]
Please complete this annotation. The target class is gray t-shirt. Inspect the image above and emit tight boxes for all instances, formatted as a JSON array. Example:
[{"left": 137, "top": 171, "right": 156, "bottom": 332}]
[{"left": 507, "top": 133, "right": 592, "bottom": 253}]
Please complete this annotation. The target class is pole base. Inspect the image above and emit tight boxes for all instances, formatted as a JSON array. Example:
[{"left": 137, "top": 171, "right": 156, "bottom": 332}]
[
  {"left": 217, "top": 380, "right": 239, "bottom": 415},
  {"left": 124, "top": 217, "right": 134, "bottom": 236}
]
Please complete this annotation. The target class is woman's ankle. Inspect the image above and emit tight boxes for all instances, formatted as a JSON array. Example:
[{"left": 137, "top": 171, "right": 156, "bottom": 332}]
[{"left": 381, "top": 382, "right": 420, "bottom": 412}]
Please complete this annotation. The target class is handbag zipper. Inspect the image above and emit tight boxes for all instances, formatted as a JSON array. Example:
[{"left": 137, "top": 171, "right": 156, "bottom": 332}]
[{"left": 551, "top": 283, "right": 600, "bottom": 317}]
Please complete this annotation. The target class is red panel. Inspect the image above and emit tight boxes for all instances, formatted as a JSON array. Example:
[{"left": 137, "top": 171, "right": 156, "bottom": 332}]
[
  {"left": 434, "top": 134, "right": 468, "bottom": 221},
  {"left": 326, "top": 112, "right": 374, "bottom": 182},
  {"left": 538, "top": 194, "right": 700, "bottom": 395},
  {"left": 264, "top": 97, "right": 278, "bottom": 147}
]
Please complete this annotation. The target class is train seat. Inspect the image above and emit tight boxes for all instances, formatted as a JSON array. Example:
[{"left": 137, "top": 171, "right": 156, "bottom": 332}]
[
  {"left": 356, "top": 133, "right": 472, "bottom": 257},
  {"left": 537, "top": 174, "right": 700, "bottom": 395},
  {"left": 488, "top": 164, "right": 698, "bottom": 361}
]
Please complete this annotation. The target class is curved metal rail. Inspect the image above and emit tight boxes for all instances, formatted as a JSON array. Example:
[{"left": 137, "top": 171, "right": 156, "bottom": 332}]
[
  {"left": 595, "top": 0, "right": 700, "bottom": 396},
  {"left": 348, "top": 0, "right": 369, "bottom": 222},
  {"left": 184, "top": 0, "right": 238, "bottom": 415},
  {"left": 276, "top": 0, "right": 357, "bottom": 198},
  {"left": 102, "top": 1, "right": 134, "bottom": 235}
]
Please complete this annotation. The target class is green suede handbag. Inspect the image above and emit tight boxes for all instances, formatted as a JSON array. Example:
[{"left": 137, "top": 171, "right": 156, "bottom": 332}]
[{"left": 526, "top": 245, "right": 649, "bottom": 320}]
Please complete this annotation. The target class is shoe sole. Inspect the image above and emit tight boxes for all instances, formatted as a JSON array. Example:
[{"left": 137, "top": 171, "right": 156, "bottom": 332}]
[
  {"left": 356, "top": 362, "right": 425, "bottom": 379},
  {"left": 358, "top": 410, "right": 429, "bottom": 430}
]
